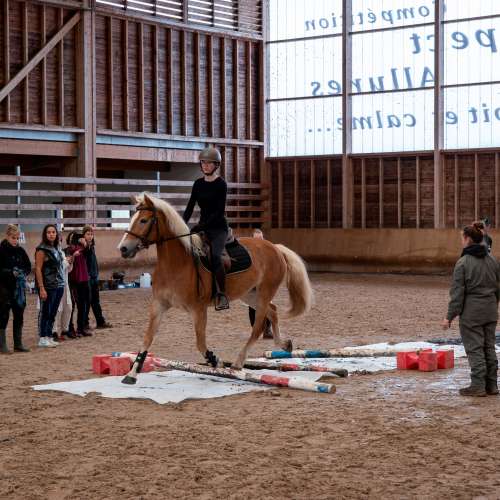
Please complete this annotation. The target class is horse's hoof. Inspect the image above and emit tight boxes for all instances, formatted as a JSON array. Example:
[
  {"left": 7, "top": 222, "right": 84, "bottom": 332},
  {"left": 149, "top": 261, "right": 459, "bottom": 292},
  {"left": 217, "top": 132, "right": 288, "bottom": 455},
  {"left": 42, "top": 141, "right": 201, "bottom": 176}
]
[
  {"left": 121, "top": 375, "right": 137, "bottom": 385},
  {"left": 283, "top": 339, "right": 293, "bottom": 352}
]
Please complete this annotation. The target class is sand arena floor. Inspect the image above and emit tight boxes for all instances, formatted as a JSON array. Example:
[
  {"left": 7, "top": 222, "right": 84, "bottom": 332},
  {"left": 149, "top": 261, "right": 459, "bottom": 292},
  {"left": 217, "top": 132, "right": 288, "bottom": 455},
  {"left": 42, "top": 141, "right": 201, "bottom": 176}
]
[{"left": 1, "top": 272, "right": 500, "bottom": 499}]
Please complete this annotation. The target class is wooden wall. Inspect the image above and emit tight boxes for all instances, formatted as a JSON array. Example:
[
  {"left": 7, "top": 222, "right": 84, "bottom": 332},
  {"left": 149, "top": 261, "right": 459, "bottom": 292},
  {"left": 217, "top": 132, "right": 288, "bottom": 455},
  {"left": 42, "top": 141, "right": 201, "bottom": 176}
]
[{"left": 268, "top": 152, "right": 500, "bottom": 230}]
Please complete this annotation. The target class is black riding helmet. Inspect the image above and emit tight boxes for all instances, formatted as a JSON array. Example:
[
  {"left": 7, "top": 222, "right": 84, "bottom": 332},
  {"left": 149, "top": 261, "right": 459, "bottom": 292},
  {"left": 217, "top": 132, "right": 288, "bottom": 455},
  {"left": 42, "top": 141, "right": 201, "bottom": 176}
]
[{"left": 199, "top": 146, "right": 221, "bottom": 175}]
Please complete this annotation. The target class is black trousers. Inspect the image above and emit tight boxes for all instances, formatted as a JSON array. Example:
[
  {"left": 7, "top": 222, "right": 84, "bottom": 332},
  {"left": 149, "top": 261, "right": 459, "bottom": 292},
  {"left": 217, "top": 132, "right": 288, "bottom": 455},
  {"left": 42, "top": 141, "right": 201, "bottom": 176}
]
[
  {"left": 86, "top": 280, "right": 105, "bottom": 326},
  {"left": 70, "top": 281, "right": 90, "bottom": 333},
  {"left": 205, "top": 228, "right": 227, "bottom": 274},
  {"left": 0, "top": 292, "right": 25, "bottom": 332}
]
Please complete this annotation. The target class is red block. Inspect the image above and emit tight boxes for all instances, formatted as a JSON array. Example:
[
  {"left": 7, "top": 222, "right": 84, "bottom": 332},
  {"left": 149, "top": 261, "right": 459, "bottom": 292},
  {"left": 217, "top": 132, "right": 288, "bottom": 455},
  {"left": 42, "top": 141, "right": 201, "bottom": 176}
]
[
  {"left": 397, "top": 351, "right": 419, "bottom": 370},
  {"left": 418, "top": 351, "right": 438, "bottom": 372},
  {"left": 437, "top": 350, "right": 454, "bottom": 369},
  {"left": 92, "top": 354, "right": 111, "bottom": 375},
  {"left": 109, "top": 356, "right": 132, "bottom": 376}
]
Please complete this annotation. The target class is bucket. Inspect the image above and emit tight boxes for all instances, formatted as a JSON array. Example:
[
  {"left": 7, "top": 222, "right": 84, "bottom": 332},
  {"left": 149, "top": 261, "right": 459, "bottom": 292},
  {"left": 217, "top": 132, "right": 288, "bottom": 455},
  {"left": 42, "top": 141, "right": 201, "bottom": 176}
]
[{"left": 139, "top": 272, "right": 151, "bottom": 288}]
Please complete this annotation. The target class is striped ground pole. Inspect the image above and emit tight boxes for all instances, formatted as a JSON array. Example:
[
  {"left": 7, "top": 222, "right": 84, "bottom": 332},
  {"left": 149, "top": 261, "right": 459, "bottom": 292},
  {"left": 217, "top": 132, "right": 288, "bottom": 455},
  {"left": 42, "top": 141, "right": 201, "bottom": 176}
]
[
  {"left": 263, "top": 348, "right": 410, "bottom": 359},
  {"left": 242, "top": 360, "right": 348, "bottom": 377}
]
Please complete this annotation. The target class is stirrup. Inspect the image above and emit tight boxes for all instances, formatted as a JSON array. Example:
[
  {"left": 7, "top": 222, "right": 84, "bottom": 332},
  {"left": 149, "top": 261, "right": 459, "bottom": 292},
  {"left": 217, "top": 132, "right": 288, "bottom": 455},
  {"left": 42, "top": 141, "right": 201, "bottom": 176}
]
[{"left": 215, "top": 293, "right": 229, "bottom": 311}]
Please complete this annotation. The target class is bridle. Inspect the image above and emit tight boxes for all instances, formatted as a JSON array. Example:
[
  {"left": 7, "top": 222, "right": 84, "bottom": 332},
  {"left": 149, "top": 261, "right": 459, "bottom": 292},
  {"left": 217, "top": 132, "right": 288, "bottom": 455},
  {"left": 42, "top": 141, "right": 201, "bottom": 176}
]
[{"left": 125, "top": 205, "right": 193, "bottom": 250}]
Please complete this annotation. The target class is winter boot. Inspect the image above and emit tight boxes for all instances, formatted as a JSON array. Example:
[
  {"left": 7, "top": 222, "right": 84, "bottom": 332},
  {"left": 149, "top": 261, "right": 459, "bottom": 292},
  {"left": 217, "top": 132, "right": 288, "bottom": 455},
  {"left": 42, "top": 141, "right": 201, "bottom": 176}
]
[
  {"left": 13, "top": 325, "right": 30, "bottom": 352},
  {"left": 0, "top": 329, "right": 11, "bottom": 354},
  {"left": 459, "top": 385, "right": 487, "bottom": 397},
  {"left": 486, "top": 382, "right": 499, "bottom": 395}
]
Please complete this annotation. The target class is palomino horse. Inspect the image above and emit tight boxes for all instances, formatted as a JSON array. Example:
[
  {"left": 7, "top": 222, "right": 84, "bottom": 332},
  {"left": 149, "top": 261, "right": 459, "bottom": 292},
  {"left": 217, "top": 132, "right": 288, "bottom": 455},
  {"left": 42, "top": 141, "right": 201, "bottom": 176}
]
[{"left": 117, "top": 193, "right": 313, "bottom": 384}]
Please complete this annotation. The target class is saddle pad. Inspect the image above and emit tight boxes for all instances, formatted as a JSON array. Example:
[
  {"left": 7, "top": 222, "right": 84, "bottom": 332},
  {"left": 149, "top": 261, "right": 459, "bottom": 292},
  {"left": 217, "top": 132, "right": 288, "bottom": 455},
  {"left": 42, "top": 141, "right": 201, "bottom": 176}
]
[{"left": 200, "top": 239, "right": 252, "bottom": 275}]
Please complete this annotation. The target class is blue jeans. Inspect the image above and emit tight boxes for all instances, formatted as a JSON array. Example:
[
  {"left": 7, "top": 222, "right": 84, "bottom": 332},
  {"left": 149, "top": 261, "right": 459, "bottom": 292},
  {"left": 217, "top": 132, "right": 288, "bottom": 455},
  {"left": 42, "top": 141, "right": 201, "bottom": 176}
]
[{"left": 38, "top": 287, "right": 64, "bottom": 338}]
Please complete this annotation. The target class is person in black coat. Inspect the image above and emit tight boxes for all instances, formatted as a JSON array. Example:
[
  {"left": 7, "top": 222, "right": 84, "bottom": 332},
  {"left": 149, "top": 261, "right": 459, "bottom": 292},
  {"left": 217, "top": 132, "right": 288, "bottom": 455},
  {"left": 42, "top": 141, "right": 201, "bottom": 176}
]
[{"left": 0, "top": 225, "right": 31, "bottom": 353}]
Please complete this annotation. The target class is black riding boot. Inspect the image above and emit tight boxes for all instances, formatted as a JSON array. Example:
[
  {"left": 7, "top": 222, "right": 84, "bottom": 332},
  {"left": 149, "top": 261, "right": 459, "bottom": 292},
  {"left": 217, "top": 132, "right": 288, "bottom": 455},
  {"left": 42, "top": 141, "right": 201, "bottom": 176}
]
[
  {"left": 214, "top": 268, "right": 229, "bottom": 311},
  {"left": 0, "top": 329, "right": 11, "bottom": 354},
  {"left": 13, "top": 325, "right": 30, "bottom": 352}
]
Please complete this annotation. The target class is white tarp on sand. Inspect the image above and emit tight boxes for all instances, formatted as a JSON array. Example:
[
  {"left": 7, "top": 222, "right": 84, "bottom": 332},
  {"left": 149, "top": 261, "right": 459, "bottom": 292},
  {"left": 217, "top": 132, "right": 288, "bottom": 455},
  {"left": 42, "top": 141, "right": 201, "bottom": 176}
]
[{"left": 32, "top": 369, "right": 326, "bottom": 404}]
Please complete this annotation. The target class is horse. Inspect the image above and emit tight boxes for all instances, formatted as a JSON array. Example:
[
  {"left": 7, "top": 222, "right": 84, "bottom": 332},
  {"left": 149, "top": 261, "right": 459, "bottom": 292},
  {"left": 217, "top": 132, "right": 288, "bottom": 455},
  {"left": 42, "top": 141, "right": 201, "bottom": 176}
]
[{"left": 117, "top": 192, "right": 313, "bottom": 384}]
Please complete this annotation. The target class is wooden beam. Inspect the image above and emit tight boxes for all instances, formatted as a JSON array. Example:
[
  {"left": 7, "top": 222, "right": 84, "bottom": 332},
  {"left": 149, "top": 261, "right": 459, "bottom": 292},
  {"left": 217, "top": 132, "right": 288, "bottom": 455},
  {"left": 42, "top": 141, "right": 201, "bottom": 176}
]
[
  {"left": 496, "top": 153, "right": 499, "bottom": 229},
  {"left": 41, "top": 4, "right": 47, "bottom": 125},
  {"left": 0, "top": 12, "right": 81, "bottom": 105},
  {"left": 277, "top": 161, "right": 282, "bottom": 228},
  {"left": 294, "top": 160, "right": 298, "bottom": 228},
  {"left": 379, "top": 158, "right": 384, "bottom": 228},
  {"left": 310, "top": 160, "right": 315, "bottom": 228},
  {"left": 397, "top": 157, "right": 402, "bottom": 228},
  {"left": 138, "top": 23, "right": 144, "bottom": 132},
  {"left": 166, "top": 28, "right": 173, "bottom": 134},
  {"left": 123, "top": 19, "right": 129, "bottom": 131},
  {"left": 474, "top": 153, "right": 479, "bottom": 221},
  {"left": 327, "top": 159, "right": 332, "bottom": 228},
  {"left": 3, "top": 0, "right": 10, "bottom": 120},
  {"left": 233, "top": 39, "right": 239, "bottom": 139},
  {"left": 245, "top": 41, "right": 252, "bottom": 140},
  {"left": 194, "top": 32, "right": 200, "bottom": 136},
  {"left": 416, "top": 156, "right": 421, "bottom": 229},
  {"left": 361, "top": 158, "right": 366, "bottom": 228},
  {"left": 207, "top": 35, "right": 214, "bottom": 137},
  {"left": 58, "top": 9, "right": 64, "bottom": 126},
  {"left": 96, "top": 144, "right": 200, "bottom": 162},
  {"left": 454, "top": 154, "right": 459, "bottom": 228},
  {"left": 180, "top": 30, "right": 187, "bottom": 136},
  {"left": 107, "top": 16, "right": 114, "bottom": 130},
  {"left": 221, "top": 37, "right": 226, "bottom": 137},
  {"left": 0, "top": 139, "right": 77, "bottom": 156},
  {"left": 153, "top": 24, "right": 159, "bottom": 133},
  {"left": 182, "top": 0, "right": 188, "bottom": 23},
  {"left": 23, "top": 2, "right": 29, "bottom": 123}
]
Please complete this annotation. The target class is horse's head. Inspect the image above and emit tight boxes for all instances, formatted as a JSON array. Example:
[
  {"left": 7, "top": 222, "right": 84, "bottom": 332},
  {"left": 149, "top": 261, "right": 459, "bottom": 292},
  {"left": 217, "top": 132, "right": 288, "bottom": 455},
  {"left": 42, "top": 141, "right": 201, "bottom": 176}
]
[{"left": 118, "top": 193, "right": 161, "bottom": 259}]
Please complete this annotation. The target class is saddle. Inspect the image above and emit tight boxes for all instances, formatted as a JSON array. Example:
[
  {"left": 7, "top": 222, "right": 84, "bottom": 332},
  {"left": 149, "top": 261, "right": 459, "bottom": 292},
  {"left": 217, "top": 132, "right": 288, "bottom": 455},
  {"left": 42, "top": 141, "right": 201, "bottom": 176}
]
[{"left": 198, "top": 229, "right": 252, "bottom": 275}]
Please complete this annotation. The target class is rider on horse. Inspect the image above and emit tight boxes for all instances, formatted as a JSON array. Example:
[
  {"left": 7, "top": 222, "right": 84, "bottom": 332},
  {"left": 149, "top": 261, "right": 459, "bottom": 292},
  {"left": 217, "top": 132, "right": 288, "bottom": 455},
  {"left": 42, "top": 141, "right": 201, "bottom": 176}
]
[{"left": 183, "top": 146, "right": 230, "bottom": 311}]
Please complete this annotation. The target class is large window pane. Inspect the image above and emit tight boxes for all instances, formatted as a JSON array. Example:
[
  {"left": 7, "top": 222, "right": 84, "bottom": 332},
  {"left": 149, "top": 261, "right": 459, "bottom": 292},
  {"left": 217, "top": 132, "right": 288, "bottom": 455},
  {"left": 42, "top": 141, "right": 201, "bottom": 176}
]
[
  {"left": 444, "top": 0, "right": 500, "bottom": 20},
  {"left": 352, "top": 26, "right": 435, "bottom": 92},
  {"left": 444, "top": 18, "right": 500, "bottom": 85},
  {"left": 351, "top": 89, "right": 434, "bottom": 153},
  {"left": 269, "top": 37, "right": 343, "bottom": 100},
  {"left": 444, "top": 84, "right": 500, "bottom": 149},
  {"left": 269, "top": 0, "right": 342, "bottom": 41},
  {"left": 269, "top": 97, "right": 343, "bottom": 157},
  {"left": 352, "top": 0, "right": 434, "bottom": 31}
]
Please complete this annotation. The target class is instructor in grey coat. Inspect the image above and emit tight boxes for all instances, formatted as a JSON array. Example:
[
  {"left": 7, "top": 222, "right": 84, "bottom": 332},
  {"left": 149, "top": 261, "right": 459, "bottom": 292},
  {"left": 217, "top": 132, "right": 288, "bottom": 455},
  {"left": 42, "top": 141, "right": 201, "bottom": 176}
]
[{"left": 443, "top": 222, "right": 500, "bottom": 397}]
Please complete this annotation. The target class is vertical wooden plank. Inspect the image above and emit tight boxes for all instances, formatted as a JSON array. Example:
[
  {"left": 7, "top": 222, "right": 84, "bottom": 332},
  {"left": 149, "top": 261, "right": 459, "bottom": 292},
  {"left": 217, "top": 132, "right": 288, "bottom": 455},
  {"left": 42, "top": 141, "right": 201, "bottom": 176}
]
[
  {"left": 166, "top": 28, "right": 173, "bottom": 134},
  {"left": 58, "top": 8, "right": 64, "bottom": 126},
  {"left": 233, "top": 38, "right": 239, "bottom": 139},
  {"left": 180, "top": 30, "right": 187, "bottom": 136},
  {"left": 194, "top": 32, "right": 200, "bottom": 136},
  {"left": 474, "top": 153, "right": 479, "bottom": 221},
  {"left": 327, "top": 159, "right": 332, "bottom": 228},
  {"left": 183, "top": 0, "right": 188, "bottom": 23},
  {"left": 277, "top": 161, "right": 283, "bottom": 229},
  {"left": 361, "top": 158, "right": 366, "bottom": 229},
  {"left": 310, "top": 160, "right": 315, "bottom": 228},
  {"left": 454, "top": 154, "right": 459, "bottom": 228},
  {"left": 245, "top": 41, "right": 252, "bottom": 140},
  {"left": 123, "top": 19, "right": 129, "bottom": 131},
  {"left": 41, "top": 4, "right": 47, "bottom": 125},
  {"left": 397, "top": 157, "right": 402, "bottom": 228},
  {"left": 3, "top": 0, "right": 10, "bottom": 121},
  {"left": 153, "top": 24, "right": 159, "bottom": 133},
  {"left": 293, "top": 160, "right": 298, "bottom": 228},
  {"left": 379, "top": 158, "right": 384, "bottom": 228},
  {"left": 416, "top": 156, "right": 421, "bottom": 229},
  {"left": 107, "top": 16, "right": 114, "bottom": 130},
  {"left": 495, "top": 153, "right": 499, "bottom": 229},
  {"left": 221, "top": 37, "right": 226, "bottom": 137},
  {"left": 234, "top": 146, "right": 239, "bottom": 223},
  {"left": 207, "top": 35, "right": 214, "bottom": 137},
  {"left": 138, "top": 23, "right": 144, "bottom": 132},
  {"left": 23, "top": 2, "right": 29, "bottom": 123}
]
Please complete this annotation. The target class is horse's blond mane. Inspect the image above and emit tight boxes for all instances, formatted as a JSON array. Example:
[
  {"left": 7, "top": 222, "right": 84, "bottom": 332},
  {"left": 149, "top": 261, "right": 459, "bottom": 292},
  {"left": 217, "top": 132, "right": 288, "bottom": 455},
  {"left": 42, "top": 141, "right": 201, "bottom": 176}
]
[{"left": 135, "top": 192, "right": 201, "bottom": 252}]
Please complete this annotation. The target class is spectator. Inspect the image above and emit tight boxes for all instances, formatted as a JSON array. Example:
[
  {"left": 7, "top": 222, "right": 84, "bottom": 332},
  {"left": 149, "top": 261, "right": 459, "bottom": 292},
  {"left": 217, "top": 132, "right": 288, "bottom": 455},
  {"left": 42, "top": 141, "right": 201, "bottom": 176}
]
[
  {"left": 442, "top": 222, "right": 499, "bottom": 397},
  {"left": 0, "top": 224, "right": 31, "bottom": 354},
  {"left": 67, "top": 231, "right": 92, "bottom": 338},
  {"left": 54, "top": 247, "right": 74, "bottom": 342},
  {"left": 82, "top": 226, "right": 112, "bottom": 330},
  {"left": 35, "top": 224, "right": 65, "bottom": 348},
  {"left": 481, "top": 217, "right": 493, "bottom": 253}
]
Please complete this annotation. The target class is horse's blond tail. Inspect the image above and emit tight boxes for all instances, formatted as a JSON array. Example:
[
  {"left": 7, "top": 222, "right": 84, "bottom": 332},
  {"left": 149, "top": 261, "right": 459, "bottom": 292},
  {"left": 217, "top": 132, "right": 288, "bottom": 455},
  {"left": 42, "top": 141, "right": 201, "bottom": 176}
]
[{"left": 275, "top": 244, "right": 313, "bottom": 318}]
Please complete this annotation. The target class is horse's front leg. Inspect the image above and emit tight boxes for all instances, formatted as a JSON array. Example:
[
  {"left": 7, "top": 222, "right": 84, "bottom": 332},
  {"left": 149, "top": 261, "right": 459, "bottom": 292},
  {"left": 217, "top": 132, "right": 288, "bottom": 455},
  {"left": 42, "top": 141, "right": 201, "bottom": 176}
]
[
  {"left": 122, "top": 299, "right": 169, "bottom": 384},
  {"left": 192, "top": 307, "right": 219, "bottom": 367}
]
